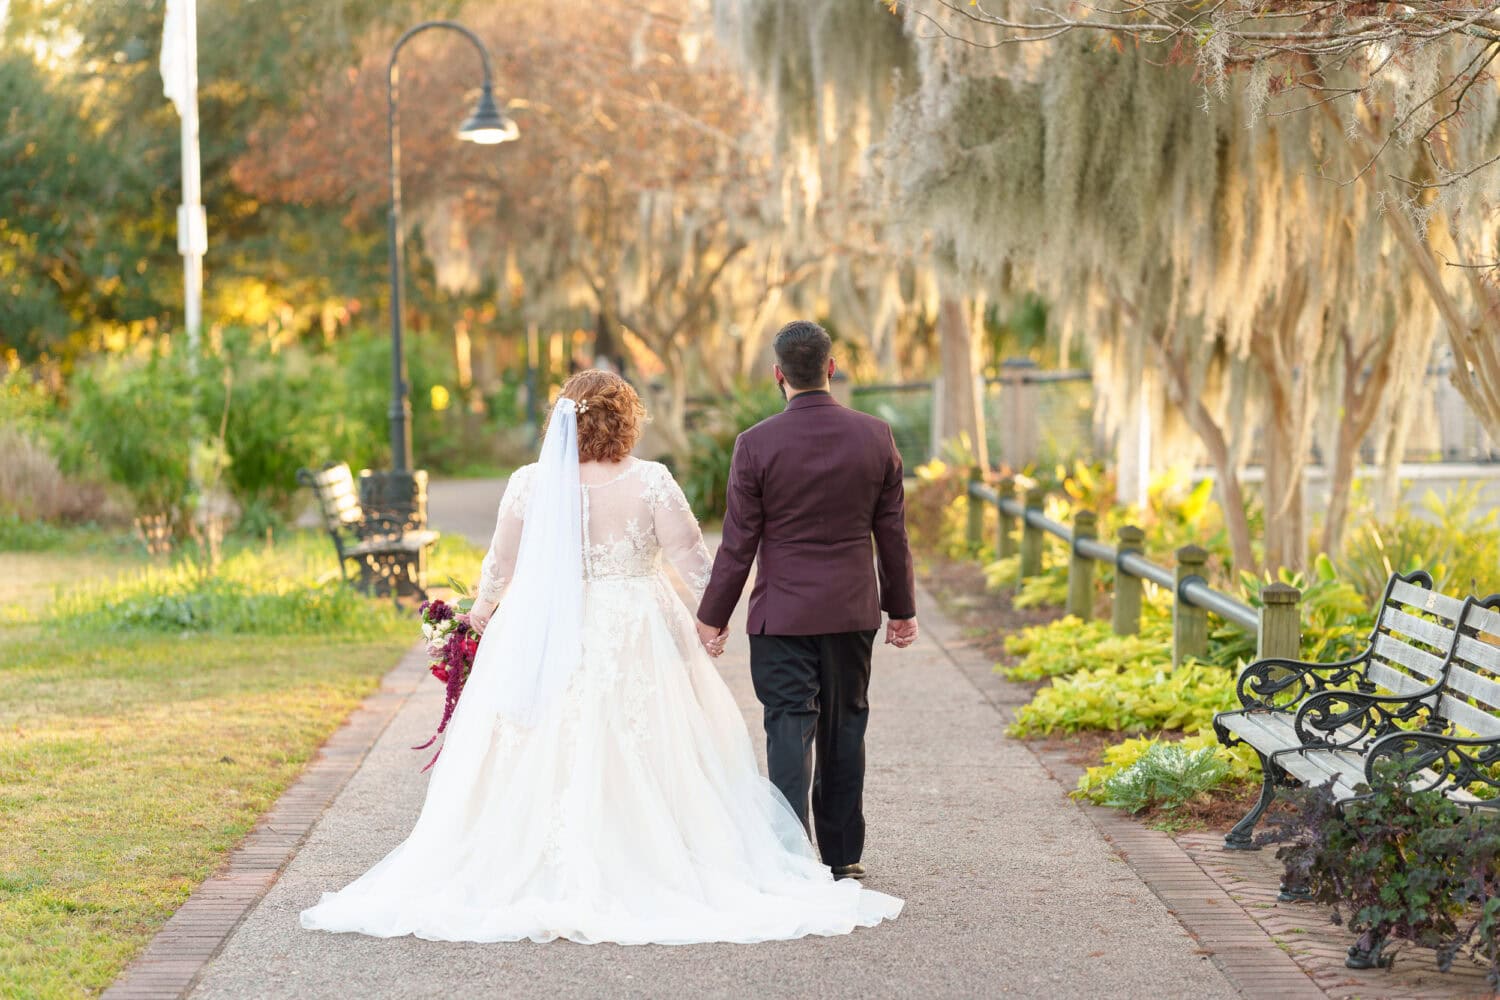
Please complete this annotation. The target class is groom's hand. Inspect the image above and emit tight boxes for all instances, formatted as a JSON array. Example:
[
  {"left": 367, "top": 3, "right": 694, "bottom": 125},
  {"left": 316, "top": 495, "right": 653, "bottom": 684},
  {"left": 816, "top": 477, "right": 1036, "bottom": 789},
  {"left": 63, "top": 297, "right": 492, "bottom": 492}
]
[
  {"left": 885, "top": 616, "right": 919, "bottom": 649},
  {"left": 696, "top": 619, "right": 728, "bottom": 658}
]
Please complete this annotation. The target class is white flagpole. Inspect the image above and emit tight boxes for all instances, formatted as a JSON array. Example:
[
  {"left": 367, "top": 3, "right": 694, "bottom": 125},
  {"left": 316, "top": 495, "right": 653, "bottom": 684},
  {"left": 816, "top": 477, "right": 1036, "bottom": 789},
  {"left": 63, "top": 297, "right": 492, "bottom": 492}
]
[{"left": 163, "top": 0, "right": 207, "bottom": 354}]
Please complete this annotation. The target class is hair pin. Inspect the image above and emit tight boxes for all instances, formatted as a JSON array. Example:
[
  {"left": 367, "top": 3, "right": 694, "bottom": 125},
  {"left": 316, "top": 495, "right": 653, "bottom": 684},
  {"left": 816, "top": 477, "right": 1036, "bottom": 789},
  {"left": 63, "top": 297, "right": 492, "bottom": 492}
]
[{"left": 575, "top": 398, "right": 591, "bottom": 414}]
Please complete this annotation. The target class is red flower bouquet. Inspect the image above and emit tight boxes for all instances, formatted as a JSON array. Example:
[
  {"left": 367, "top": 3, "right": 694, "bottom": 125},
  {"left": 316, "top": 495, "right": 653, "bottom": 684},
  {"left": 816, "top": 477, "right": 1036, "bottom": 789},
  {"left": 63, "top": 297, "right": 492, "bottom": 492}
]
[{"left": 412, "top": 596, "right": 481, "bottom": 771}]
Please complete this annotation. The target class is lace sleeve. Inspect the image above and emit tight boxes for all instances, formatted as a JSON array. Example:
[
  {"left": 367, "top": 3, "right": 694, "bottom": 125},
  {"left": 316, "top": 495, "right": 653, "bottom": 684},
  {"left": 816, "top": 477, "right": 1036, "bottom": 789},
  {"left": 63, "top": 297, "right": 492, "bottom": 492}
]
[
  {"left": 645, "top": 464, "right": 713, "bottom": 603},
  {"left": 476, "top": 466, "right": 534, "bottom": 605}
]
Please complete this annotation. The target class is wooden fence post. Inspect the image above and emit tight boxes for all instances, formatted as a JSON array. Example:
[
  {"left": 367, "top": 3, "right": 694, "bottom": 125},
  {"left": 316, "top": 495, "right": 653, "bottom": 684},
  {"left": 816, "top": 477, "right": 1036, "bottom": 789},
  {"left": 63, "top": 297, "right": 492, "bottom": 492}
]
[
  {"left": 1112, "top": 524, "right": 1145, "bottom": 636},
  {"left": 999, "top": 358, "right": 1040, "bottom": 469},
  {"left": 996, "top": 475, "right": 1017, "bottom": 560},
  {"left": 1173, "top": 545, "right": 1209, "bottom": 667},
  {"left": 1258, "top": 582, "right": 1302, "bottom": 660},
  {"left": 1067, "top": 510, "right": 1097, "bottom": 620},
  {"left": 966, "top": 466, "right": 984, "bottom": 553},
  {"left": 1019, "top": 487, "right": 1045, "bottom": 581}
]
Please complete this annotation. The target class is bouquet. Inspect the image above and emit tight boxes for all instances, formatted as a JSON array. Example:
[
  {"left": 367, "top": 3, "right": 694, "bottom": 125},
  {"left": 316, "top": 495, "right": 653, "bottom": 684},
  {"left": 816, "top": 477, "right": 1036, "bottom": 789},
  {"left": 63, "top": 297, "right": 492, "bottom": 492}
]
[{"left": 412, "top": 593, "right": 481, "bottom": 771}]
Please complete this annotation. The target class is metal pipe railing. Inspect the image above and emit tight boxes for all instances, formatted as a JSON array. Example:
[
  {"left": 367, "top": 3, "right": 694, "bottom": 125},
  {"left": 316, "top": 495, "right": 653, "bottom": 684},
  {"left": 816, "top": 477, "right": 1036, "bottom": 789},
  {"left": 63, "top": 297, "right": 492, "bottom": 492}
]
[{"left": 964, "top": 474, "right": 1299, "bottom": 664}]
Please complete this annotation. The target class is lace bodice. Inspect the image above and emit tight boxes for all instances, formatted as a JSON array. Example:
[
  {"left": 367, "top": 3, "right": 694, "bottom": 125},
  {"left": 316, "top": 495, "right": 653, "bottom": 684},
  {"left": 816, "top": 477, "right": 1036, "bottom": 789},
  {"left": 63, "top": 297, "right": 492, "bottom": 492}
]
[{"left": 476, "top": 459, "right": 712, "bottom": 605}]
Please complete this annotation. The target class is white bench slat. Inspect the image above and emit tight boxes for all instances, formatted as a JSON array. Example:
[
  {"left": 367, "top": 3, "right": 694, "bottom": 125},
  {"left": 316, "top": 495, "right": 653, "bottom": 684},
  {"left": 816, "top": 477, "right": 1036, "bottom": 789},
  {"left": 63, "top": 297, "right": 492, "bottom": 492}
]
[
  {"left": 1455, "top": 633, "right": 1500, "bottom": 675},
  {"left": 1218, "top": 711, "right": 1303, "bottom": 754},
  {"left": 1437, "top": 696, "right": 1500, "bottom": 739},
  {"left": 1468, "top": 603, "right": 1500, "bottom": 640},
  {"left": 1366, "top": 662, "right": 1435, "bottom": 698},
  {"left": 1383, "top": 608, "right": 1458, "bottom": 650},
  {"left": 1372, "top": 632, "right": 1447, "bottom": 682},
  {"left": 1298, "top": 748, "right": 1465, "bottom": 803},
  {"left": 1276, "top": 750, "right": 1364, "bottom": 798},
  {"left": 346, "top": 530, "right": 440, "bottom": 557},
  {"left": 1390, "top": 579, "right": 1466, "bottom": 620},
  {"left": 1447, "top": 649, "right": 1500, "bottom": 706}
]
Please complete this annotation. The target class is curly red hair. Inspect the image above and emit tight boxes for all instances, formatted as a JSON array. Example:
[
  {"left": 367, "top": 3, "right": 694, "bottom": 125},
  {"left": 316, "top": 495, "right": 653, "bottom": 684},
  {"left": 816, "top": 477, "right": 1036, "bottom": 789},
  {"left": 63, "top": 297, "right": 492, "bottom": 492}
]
[{"left": 558, "top": 370, "right": 647, "bottom": 462}]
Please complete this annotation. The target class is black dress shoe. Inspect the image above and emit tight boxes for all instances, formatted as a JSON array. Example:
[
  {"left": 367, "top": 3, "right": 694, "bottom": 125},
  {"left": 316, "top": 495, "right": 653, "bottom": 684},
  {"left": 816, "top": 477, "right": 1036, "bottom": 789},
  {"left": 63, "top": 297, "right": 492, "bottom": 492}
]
[{"left": 831, "top": 863, "right": 866, "bottom": 881}]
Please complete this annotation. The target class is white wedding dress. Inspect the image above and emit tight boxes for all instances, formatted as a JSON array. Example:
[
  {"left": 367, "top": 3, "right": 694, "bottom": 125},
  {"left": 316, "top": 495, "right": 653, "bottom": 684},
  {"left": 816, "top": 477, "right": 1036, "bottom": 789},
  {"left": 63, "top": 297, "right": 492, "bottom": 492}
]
[{"left": 300, "top": 443, "right": 903, "bottom": 944}]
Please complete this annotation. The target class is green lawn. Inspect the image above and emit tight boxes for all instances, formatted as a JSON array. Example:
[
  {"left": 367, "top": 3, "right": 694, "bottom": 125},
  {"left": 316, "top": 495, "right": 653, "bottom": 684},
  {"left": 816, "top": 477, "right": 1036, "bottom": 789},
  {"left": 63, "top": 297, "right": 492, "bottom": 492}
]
[{"left": 0, "top": 527, "right": 483, "bottom": 999}]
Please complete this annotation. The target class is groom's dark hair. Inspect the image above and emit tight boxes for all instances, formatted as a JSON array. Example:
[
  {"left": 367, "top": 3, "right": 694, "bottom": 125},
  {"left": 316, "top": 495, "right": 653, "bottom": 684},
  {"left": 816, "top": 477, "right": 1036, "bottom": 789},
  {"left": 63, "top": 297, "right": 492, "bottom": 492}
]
[{"left": 773, "top": 321, "right": 833, "bottom": 389}]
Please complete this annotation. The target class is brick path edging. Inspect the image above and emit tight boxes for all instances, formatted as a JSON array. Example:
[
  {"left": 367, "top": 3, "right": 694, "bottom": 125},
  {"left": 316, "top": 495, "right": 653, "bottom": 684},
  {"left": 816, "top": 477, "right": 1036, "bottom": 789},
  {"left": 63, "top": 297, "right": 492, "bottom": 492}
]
[
  {"left": 1032, "top": 748, "right": 1329, "bottom": 1000},
  {"left": 102, "top": 643, "right": 427, "bottom": 1000}
]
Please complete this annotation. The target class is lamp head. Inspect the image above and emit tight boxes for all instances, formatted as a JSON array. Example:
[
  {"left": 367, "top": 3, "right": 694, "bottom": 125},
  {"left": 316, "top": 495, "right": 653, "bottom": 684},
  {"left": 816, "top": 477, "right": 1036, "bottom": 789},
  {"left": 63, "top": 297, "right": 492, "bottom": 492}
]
[{"left": 458, "top": 83, "right": 519, "bottom": 145}]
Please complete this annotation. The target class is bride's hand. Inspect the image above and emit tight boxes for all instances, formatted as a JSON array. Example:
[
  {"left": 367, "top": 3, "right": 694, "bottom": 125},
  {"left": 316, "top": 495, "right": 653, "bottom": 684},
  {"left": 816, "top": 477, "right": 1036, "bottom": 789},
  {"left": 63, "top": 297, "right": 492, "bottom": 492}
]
[
  {"left": 695, "top": 619, "right": 727, "bottom": 657},
  {"left": 470, "top": 600, "right": 497, "bottom": 635}
]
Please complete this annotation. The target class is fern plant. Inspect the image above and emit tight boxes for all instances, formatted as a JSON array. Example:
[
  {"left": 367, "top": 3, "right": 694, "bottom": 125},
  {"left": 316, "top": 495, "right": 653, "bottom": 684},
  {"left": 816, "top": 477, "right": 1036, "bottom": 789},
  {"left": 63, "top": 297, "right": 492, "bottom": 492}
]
[{"left": 1093, "top": 742, "right": 1231, "bottom": 814}]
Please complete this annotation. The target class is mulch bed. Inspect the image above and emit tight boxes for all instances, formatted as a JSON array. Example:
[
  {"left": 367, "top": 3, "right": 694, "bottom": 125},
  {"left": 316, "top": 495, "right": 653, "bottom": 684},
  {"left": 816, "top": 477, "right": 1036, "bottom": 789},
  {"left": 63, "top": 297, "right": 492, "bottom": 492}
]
[{"left": 920, "top": 557, "right": 1061, "bottom": 664}]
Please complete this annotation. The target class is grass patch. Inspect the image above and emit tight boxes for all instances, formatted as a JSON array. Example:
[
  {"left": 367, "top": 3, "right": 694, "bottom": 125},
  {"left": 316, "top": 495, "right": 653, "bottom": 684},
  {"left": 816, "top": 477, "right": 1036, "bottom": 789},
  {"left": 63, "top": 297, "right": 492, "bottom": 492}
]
[
  {"left": 0, "top": 524, "right": 486, "bottom": 998},
  {"left": 0, "top": 630, "right": 412, "bottom": 998},
  {"left": 0, "top": 516, "right": 126, "bottom": 555}
]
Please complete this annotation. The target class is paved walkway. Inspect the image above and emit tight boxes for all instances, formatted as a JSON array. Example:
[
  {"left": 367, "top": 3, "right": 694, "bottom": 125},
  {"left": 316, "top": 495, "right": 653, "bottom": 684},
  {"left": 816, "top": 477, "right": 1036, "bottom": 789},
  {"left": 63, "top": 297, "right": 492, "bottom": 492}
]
[{"left": 178, "top": 478, "right": 1246, "bottom": 998}]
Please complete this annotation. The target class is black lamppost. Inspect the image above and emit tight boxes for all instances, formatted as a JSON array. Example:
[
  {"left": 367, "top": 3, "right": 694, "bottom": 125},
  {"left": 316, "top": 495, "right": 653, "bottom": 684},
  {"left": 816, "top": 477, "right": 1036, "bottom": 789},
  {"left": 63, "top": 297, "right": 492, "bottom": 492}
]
[{"left": 386, "top": 20, "right": 518, "bottom": 474}]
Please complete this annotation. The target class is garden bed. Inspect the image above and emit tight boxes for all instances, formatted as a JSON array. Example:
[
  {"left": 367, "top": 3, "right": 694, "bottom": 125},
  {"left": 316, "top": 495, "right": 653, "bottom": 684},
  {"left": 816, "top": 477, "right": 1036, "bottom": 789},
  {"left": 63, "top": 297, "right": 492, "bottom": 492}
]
[{"left": 919, "top": 554, "right": 1265, "bottom": 835}]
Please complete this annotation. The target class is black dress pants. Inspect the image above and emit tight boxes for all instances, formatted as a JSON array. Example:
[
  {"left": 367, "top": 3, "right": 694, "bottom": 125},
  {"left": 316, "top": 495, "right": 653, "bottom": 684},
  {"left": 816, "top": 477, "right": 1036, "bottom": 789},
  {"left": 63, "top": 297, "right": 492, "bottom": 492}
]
[{"left": 748, "top": 629, "right": 876, "bottom": 869}]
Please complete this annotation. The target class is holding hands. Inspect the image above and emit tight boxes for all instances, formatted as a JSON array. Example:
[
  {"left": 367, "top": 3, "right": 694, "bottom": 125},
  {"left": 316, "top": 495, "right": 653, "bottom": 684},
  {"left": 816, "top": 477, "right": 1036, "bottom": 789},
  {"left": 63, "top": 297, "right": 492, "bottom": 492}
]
[{"left": 696, "top": 620, "right": 728, "bottom": 658}]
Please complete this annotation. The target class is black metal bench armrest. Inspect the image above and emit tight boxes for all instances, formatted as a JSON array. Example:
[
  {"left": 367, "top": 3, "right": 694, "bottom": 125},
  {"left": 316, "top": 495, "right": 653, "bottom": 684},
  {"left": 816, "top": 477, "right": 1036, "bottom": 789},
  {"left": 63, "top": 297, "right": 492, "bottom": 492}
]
[
  {"left": 1364, "top": 729, "right": 1500, "bottom": 796},
  {"left": 1235, "top": 652, "right": 1372, "bottom": 711},
  {"left": 1291, "top": 686, "right": 1441, "bottom": 751}
]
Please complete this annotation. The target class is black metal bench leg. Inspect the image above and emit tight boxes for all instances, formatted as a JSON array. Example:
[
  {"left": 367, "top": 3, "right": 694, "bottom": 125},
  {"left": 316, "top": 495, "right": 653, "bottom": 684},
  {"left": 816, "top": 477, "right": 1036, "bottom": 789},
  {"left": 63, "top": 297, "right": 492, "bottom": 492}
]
[
  {"left": 1277, "top": 880, "right": 1313, "bottom": 903},
  {"left": 1346, "top": 930, "right": 1391, "bottom": 969},
  {"left": 1224, "top": 752, "right": 1276, "bottom": 850}
]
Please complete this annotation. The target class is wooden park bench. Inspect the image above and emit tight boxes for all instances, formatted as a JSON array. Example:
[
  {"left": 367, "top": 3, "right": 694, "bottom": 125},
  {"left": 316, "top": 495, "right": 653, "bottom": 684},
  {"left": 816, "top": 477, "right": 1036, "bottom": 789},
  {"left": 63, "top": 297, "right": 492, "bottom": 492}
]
[
  {"left": 297, "top": 462, "right": 439, "bottom": 599},
  {"left": 1215, "top": 571, "right": 1500, "bottom": 854}
]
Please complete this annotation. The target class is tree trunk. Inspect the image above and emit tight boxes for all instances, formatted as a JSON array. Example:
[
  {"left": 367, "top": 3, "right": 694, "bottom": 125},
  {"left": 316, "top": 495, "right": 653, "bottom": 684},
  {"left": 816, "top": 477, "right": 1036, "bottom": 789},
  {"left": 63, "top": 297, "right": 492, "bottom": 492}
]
[
  {"left": 1260, "top": 403, "right": 1308, "bottom": 573},
  {"left": 654, "top": 345, "right": 692, "bottom": 457},
  {"left": 594, "top": 308, "right": 624, "bottom": 373},
  {"left": 935, "top": 293, "right": 990, "bottom": 468},
  {"left": 1246, "top": 268, "right": 1317, "bottom": 574},
  {"left": 1321, "top": 326, "right": 1399, "bottom": 556},
  {"left": 1154, "top": 336, "right": 1259, "bottom": 575},
  {"left": 1322, "top": 419, "right": 1362, "bottom": 558}
]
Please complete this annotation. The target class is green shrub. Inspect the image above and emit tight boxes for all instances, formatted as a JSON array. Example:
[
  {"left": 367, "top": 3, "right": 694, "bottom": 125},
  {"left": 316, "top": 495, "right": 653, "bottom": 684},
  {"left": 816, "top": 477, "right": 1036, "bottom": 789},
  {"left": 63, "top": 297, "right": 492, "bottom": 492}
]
[
  {"left": 1075, "top": 733, "right": 1260, "bottom": 808},
  {"left": 679, "top": 383, "right": 784, "bottom": 520},
  {"left": 1091, "top": 741, "right": 1231, "bottom": 813},
  {"left": 43, "top": 328, "right": 517, "bottom": 526},
  {"left": 1014, "top": 565, "right": 1070, "bottom": 608},
  {"left": 0, "top": 361, "right": 58, "bottom": 433},
  {"left": 1266, "top": 767, "right": 1500, "bottom": 978},
  {"left": 325, "top": 326, "right": 470, "bottom": 473},
  {"left": 1008, "top": 658, "right": 1239, "bottom": 737},
  {"left": 0, "top": 514, "right": 69, "bottom": 550},
  {"left": 55, "top": 349, "right": 198, "bottom": 518},
  {"left": 905, "top": 458, "right": 983, "bottom": 561},
  {"left": 1338, "top": 486, "right": 1500, "bottom": 601},
  {"left": 1002, "top": 611, "right": 1173, "bottom": 681},
  {"left": 1212, "top": 555, "right": 1373, "bottom": 666},
  {"left": 196, "top": 330, "right": 377, "bottom": 513}
]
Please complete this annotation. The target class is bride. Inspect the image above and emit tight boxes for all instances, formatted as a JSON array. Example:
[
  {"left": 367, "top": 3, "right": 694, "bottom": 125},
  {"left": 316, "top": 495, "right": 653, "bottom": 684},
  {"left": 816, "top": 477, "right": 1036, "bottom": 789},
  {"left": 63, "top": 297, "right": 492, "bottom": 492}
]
[{"left": 300, "top": 369, "right": 903, "bottom": 945}]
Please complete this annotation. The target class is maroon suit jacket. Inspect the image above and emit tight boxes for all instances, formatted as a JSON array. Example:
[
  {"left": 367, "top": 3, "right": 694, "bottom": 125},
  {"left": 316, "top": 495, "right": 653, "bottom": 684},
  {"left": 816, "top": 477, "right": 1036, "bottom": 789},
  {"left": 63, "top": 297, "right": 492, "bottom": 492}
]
[{"left": 697, "top": 391, "right": 916, "bottom": 635}]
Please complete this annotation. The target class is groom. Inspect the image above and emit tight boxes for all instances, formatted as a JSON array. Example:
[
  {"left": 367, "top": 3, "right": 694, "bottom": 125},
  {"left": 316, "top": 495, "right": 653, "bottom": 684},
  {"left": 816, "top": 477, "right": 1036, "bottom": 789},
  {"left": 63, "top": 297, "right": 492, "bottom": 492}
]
[{"left": 696, "top": 320, "right": 918, "bottom": 881}]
